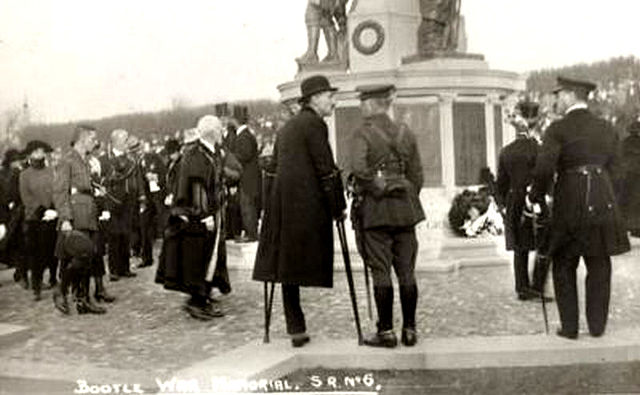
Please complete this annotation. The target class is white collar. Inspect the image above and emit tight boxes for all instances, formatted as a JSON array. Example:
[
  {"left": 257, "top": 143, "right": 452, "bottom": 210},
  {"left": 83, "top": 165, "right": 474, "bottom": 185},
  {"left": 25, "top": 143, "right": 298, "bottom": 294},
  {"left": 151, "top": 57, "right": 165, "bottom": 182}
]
[
  {"left": 565, "top": 102, "right": 588, "bottom": 114},
  {"left": 237, "top": 125, "right": 249, "bottom": 134},
  {"left": 199, "top": 138, "right": 217, "bottom": 154},
  {"left": 112, "top": 148, "right": 124, "bottom": 157}
]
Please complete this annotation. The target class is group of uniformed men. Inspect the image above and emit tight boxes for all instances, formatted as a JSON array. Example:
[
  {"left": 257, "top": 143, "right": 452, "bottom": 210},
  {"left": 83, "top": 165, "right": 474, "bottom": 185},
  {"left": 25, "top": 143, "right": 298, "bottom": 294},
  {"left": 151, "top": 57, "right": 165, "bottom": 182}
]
[{"left": 0, "top": 72, "right": 631, "bottom": 346}]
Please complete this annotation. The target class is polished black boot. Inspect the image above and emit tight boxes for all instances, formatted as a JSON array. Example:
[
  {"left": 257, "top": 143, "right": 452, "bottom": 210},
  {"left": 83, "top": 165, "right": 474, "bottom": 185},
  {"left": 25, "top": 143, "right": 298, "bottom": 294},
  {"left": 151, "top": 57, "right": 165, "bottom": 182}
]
[
  {"left": 364, "top": 286, "right": 397, "bottom": 348},
  {"left": 400, "top": 284, "right": 418, "bottom": 346},
  {"left": 76, "top": 278, "right": 106, "bottom": 315},
  {"left": 94, "top": 276, "right": 116, "bottom": 303}
]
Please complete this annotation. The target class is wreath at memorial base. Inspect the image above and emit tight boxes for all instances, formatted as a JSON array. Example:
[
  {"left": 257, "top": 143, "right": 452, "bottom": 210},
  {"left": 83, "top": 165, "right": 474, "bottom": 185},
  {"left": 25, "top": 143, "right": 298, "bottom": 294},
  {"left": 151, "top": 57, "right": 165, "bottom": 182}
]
[
  {"left": 352, "top": 20, "right": 385, "bottom": 56},
  {"left": 448, "top": 187, "right": 503, "bottom": 237}
]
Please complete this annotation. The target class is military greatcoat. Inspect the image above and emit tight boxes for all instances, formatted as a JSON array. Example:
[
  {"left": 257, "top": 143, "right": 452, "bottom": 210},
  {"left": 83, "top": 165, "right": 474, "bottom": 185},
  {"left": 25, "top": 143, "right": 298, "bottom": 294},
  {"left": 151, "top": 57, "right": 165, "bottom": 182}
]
[{"left": 531, "top": 108, "right": 630, "bottom": 257}]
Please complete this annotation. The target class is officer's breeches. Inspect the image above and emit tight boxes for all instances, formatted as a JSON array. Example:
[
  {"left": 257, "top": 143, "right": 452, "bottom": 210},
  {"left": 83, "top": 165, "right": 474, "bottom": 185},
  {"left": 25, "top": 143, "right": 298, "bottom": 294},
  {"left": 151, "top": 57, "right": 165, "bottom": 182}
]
[{"left": 362, "top": 227, "right": 417, "bottom": 288}]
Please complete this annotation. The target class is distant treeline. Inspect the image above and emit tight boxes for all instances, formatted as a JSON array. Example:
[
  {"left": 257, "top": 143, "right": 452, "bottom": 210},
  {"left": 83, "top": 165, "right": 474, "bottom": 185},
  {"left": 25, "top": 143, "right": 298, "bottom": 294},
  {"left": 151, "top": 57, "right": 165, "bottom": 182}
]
[
  {"left": 527, "top": 56, "right": 640, "bottom": 93},
  {"left": 22, "top": 99, "right": 280, "bottom": 147}
]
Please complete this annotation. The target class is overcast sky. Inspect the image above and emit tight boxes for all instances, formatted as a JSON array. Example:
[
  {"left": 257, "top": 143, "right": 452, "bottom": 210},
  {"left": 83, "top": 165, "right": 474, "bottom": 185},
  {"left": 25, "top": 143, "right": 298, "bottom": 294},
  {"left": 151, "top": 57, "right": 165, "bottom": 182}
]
[{"left": 1, "top": 0, "right": 639, "bottom": 123}]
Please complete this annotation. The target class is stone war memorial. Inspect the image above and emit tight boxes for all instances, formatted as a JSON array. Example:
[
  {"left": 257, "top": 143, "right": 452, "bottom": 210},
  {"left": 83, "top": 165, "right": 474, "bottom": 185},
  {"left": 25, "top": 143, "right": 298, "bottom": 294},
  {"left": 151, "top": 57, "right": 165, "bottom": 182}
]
[{"left": 279, "top": 0, "right": 525, "bottom": 266}]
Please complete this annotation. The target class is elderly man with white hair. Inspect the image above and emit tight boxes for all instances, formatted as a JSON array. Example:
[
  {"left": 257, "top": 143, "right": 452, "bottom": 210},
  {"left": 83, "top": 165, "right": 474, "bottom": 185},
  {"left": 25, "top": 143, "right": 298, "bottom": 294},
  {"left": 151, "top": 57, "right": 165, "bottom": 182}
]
[{"left": 155, "top": 114, "right": 231, "bottom": 321}]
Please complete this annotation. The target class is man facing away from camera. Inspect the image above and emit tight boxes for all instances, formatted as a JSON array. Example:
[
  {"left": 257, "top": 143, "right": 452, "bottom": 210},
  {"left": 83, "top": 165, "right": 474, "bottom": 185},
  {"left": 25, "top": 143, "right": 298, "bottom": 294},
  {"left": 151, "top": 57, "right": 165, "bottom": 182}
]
[
  {"left": 529, "top": 77, "right": 630, "bottom": 339},
  {"left": 253, "top": 75, "right": 346, "bottom": 347},
  {"left": 348, "top": 84, "right": 425, "bottom": 348}
]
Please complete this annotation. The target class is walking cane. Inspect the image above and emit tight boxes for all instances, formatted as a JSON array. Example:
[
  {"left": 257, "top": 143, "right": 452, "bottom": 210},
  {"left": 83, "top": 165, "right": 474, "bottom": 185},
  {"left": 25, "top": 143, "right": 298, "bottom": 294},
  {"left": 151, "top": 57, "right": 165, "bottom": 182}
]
[
  {"left": 336, "top": 219, "right": 364, "bottom": 345},
  {"left": 263, "top": 281, "right": 275, "bottom": 343},
  {"left": 531, "top": 202, "right": 550, "bottom": 335}
]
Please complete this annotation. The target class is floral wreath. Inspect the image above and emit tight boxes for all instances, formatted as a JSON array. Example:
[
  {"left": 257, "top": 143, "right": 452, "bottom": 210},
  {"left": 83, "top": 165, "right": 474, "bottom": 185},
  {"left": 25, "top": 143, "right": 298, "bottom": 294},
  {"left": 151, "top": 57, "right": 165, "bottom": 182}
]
[{"left": 352, "top": 20, "right": 385, "bottom": 56}]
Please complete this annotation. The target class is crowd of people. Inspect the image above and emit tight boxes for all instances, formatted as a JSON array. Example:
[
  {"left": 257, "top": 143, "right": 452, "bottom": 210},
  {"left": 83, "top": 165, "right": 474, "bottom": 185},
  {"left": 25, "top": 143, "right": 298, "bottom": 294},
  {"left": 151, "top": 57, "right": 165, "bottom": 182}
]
[
  {"left": 0, "top": 72, "right": 638, "bottom": 349},
  {"left": 0, "top": 107, "right": 271, "bottom": 319}
]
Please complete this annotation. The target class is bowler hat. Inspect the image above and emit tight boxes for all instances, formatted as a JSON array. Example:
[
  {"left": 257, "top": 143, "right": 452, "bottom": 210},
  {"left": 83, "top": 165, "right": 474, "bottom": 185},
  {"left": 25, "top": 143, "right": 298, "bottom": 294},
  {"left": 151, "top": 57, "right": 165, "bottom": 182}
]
[
  {"left": 300, "top": 75, "right": 337, "bottom": 100},
  {"left": 553, "top": 76, "right": 597, "bottom": 95},
  {"left": 23, "top": 140, "right": 53, "bottom": 156},
  {"left": 356, "top": 84, "right": 396, "bottom": 101}
]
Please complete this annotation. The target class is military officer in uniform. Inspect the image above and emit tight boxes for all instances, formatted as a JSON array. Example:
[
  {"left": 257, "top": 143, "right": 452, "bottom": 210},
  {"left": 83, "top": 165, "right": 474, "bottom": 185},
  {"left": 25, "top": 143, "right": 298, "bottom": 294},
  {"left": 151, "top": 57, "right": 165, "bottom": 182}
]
[
  {"left": 348, "top": 84, "right": 425, "bottom": 348},
  {"left": 529, "top": 77, "right": 630, "bottom": 339},
  {"left": 496, "top": 101, "right": 552, "bottom": 301},
  {"left": 53, "top": 124, "right": 108, "bottom": 314}
]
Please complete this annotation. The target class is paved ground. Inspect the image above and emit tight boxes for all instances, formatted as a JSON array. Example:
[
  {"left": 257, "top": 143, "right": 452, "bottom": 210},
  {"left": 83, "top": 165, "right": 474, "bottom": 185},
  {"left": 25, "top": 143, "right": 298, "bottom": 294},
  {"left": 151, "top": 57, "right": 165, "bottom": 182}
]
[{"left": 0, "top": 238, "right": 639, "bottom": 386}]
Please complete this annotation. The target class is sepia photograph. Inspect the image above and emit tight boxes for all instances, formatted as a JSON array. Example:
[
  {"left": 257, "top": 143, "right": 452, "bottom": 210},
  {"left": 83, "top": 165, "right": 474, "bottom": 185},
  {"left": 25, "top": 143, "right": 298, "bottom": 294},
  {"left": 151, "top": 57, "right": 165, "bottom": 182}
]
[{"left": 1, "top": 0, "right": 640, "bottom": 393}]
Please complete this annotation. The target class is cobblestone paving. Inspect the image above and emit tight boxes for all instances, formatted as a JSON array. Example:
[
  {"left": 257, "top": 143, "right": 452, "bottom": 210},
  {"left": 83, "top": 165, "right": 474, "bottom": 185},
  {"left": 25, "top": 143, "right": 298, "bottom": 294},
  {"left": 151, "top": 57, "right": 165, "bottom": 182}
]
[{"left": 0, "top": 240, "right": 639, "bottom": 376}]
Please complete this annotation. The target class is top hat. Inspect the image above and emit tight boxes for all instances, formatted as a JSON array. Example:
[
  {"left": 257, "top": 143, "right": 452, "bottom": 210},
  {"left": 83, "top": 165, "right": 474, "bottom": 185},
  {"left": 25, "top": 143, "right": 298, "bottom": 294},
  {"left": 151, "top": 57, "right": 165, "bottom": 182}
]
[
  {"left": 23, "top": 140, "right": 53, "bottom": 156},
  {"left": 356, "top": 84, "right": 396, "bottom": 101},
  {"left": 553, "top": 76, "right": 597, "bottom": 95},
  {"left": 300, "top": 75, "right": 338, "bottom": 100},
  {"left": 233, "top": 105, "right": 249, "bottom": 124},
  {"left": 2, "top": 148, "right": 24, "bottom": 167}
]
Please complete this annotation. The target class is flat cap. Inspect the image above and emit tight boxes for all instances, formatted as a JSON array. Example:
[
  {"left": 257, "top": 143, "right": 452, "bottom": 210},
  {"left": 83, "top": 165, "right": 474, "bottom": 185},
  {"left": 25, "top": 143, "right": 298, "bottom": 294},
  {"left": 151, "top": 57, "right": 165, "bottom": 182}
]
[
  {"left": 553, "top": 76, "right": 597, "bottom": 94},
  {"left": 356, "top": 84, "right": 396, "bottom": 100}
]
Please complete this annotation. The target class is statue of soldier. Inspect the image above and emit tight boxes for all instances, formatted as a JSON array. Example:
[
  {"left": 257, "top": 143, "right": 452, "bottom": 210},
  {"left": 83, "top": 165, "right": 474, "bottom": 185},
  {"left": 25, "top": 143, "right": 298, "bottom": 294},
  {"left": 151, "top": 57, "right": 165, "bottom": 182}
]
[
  {"left": 348, "top": 84, "right": 425, "bottom": 348},
  {"left": 418, "top": 0, "right": 461, "bottom": 54},
  {"left": 297, "top": 0, "right": 348, "bottom": 64}
]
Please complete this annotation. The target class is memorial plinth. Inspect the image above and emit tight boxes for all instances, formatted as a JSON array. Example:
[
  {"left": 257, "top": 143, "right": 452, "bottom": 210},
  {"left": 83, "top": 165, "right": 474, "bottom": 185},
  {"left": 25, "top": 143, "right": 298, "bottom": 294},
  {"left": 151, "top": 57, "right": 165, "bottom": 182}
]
[{"left": 278, "top": 0, "right": 524, "bottom": 262}]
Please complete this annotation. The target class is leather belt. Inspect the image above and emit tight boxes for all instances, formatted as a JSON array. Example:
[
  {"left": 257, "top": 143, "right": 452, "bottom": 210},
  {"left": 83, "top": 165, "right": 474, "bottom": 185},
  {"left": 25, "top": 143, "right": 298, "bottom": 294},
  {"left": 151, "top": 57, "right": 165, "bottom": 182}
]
[{"left": 562, "top": 165, "right": 604, "bottom": 214}]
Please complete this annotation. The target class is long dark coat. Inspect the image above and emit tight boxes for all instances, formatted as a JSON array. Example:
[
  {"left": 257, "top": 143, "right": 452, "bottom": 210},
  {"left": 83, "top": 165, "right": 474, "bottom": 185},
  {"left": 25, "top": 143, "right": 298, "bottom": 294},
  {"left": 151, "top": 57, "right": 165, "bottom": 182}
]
[
  {"left": 348, "top": 114, "right": 425, "bottom": 229},
  {"left": 253, "top": 107, "right": 345, "bottom": 288},
  {"left": 496, "top": 136, "right": 538, "bottom": 251},
  {"left": 621, "top": 134, "right": 640, "bottom": 231},
  {"left": 235, "top": 127, "right": 260, "bottom": 199},
  {"left": 531, "top": 108, "right": 630, "bottom": 257},
  {"left": 155, "top": 142, "right": 230, "bottom": 296}
]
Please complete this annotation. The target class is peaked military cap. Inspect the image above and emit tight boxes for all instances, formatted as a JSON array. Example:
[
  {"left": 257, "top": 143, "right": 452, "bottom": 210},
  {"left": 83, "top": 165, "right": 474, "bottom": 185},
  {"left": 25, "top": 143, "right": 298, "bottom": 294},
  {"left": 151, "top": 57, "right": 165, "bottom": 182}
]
[
  {"left": 356, "top": 84, "right": 396, "bottom": 100},
  {"left": 552, "top": 76, "right": 597, "bottom": 94}
]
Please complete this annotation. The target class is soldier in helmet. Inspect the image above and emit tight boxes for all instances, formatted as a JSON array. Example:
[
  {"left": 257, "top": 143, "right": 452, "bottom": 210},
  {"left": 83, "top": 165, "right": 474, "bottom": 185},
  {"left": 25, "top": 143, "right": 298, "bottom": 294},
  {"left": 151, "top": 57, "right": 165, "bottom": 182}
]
[{"left": 348, "top": 84, "right": 425, "bottom": 348}]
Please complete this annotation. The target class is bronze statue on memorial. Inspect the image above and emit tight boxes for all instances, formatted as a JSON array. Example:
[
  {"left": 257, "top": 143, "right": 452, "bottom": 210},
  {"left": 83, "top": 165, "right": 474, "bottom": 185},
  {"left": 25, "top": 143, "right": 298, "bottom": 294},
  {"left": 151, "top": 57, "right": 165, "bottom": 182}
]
[
  {"left": 296, "top": 0, "right": 349, "bottom": 68},
  {"left": 418, "top": 0, "right": 461, "bottom": 54}
]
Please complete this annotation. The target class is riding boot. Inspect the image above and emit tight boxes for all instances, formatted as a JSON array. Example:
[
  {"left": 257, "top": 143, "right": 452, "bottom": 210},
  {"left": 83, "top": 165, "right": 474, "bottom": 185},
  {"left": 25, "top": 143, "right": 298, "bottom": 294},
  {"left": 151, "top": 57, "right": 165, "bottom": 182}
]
[
  {"left": 364, "top": 286, "right": 397, "bottom": 347},
  {"left": 94, "top": 276, "right": 116, "bottom": 303},
  {"left": 76, "top": 276, "right": 106, "bottom": 314},
  {"left": 400, "top": 284, "right": 418, "bottom": 346}
]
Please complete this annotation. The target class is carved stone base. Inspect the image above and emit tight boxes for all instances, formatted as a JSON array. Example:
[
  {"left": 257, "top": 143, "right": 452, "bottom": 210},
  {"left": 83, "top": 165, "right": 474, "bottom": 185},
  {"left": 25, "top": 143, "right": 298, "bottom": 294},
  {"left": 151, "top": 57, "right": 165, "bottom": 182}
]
[
  {"left": 402, "top": 51, "right": 485, "bottom": 65},
  {"left": 296, "top": 58, "right": 348, "bottom": 73}
]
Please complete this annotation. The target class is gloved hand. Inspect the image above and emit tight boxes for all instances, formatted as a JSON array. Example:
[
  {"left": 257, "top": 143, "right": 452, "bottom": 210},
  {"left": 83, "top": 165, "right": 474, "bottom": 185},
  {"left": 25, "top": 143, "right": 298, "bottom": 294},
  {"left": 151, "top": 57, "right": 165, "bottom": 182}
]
[
  {"left": 42, "top": 209, "right": 58, "bottom": 221},
  {"left": 98, "top": 211, "right": 111, "bottom": 221},
  {"left": 201, "top": 215, "right": 215, "bottom": 231},
  {"left": 164, "top": 194, "right": 174, "bottom": 206},
  {"left": 60, "top": 220, "right": 73, "bottom": 232},
  {"left": 0, "top": 224, "right": 6, "bottom": 241}
]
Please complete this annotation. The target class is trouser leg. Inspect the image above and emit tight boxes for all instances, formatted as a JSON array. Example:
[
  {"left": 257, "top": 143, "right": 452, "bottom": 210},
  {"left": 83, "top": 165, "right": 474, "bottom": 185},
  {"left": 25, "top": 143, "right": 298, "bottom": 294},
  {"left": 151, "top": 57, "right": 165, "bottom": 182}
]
[
  {"left": 240, "top": 190, "right": 258, "bottom": 239},
  {"left": 552, "top": 254, "right": 580, "bottom": 334},
  {"left": 26, "top": 222, "right": 44, "bottom": 295},
  {"left": 362, "top": 228, "right": 395, "bottom": 332},
  {"left": 531, "top": 254, "right": 551, "bottom": 293},
  {"left": 584, "top": 255, "right": 612, "bottom": 336},
  {"left": 514, "top": 250, "right": 530, "bottom": 295},
  {"left": 373, "top": 286, "right": 394, "bottom": 332},
  {"left": 282, "top": 284, "right": 306, "bottom": 335}
]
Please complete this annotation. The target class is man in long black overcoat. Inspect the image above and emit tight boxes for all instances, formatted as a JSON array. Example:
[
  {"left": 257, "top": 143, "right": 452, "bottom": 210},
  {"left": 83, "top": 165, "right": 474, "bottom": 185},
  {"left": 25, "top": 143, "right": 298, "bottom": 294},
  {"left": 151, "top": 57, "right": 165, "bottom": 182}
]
[
  {"left": 621, "top": 121, "right": 640, "bottom": 236},
  {"left": 253, "top": 75, "right": 346, "bottom": 347},
  {"left": 496, "top": 102, "right": 551, "bottom": 301},
  {"left": 235, "top": 113, "right": 260, "bottom": 241},
  {"left": 530, "top": 77, "right": 630, "bottom": 339}
]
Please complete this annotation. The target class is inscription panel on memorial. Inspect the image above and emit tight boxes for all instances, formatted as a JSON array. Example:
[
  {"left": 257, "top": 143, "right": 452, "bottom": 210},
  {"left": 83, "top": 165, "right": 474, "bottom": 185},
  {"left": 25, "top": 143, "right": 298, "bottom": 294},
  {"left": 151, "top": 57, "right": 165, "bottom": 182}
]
[
  {"left": 453, "top": 102, "right": 487, "bottom": 186},
  {"left": 394, "top": 103, "right": 442, "bottom": 187}
]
